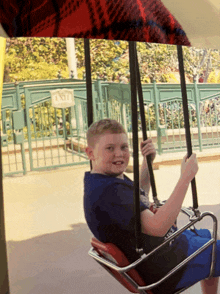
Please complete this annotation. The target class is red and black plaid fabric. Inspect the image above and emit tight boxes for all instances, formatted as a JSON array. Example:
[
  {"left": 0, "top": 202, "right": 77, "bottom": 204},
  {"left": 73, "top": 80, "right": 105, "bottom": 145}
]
[{"left": 1, "top": 0, "right": 190, "bottom": 45}]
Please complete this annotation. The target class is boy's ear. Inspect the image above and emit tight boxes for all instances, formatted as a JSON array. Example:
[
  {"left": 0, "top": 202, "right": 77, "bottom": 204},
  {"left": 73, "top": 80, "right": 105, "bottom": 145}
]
[{"left": 85, "top": 146, "right": 94, "bottom": 160}]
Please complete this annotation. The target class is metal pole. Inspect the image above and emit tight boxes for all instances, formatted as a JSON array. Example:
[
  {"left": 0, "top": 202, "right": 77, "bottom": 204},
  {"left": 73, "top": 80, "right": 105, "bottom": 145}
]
[
  {"left": 193, "top": 77, "right": 203, "bottom": 152},
  {"left": 84, "top": 39, "right": 93, "bottom": 170},
  {"left": 152, "top": 80, "right": 162, "bottom": 155},
  {"left": 177, "top": 45, "right": 199, "bottom": 212},
  {"left": 0, "top": 133, "right": 10, "bottom": 294},
  {"left": 0, "top": 36, "right": 10, "bottom": 294},
  {"left": 129, "top": 41, "right": 143, "bottom": 254},
  {"left": 134, "top": 46, "right": 159, "bottom": 207},
  {"left": 84, "top": 39, "right": 93, "bottom": 128},
  {"left": 66, "top": 38, "right": 78, "bottom": 79}
]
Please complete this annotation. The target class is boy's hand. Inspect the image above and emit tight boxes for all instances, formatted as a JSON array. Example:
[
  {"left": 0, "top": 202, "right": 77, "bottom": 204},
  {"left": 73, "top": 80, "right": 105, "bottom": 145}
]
[
  {"left": 140, "top": 139, "right": 156, "bottom": 163},
  {"left": 181, "top": 153, "right": 198, "bottom": 183},
  {"left": 149, "top": 202, "right": 158, "bottom": 214}
]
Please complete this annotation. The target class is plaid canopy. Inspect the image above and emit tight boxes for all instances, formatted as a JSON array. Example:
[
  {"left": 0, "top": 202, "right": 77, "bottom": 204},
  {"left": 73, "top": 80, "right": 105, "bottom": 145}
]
[{"left": 0, "top": 0, "right": 190, "bottom": 45}]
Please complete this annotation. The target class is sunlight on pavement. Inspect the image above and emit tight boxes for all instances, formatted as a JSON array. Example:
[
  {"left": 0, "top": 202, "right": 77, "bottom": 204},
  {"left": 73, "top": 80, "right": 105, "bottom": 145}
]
[{"left": 3, "top": 165, "right": 89, "bottom": 241}]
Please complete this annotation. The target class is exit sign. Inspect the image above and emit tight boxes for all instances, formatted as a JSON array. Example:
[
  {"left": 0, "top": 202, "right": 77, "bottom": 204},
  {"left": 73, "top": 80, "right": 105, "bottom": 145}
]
[{"left": 51, "top": 89, "right": 74, "bottom": 108}]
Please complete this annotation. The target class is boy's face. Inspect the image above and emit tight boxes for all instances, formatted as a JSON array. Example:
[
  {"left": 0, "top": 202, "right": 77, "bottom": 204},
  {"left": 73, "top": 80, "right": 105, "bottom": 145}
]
[{"left": 86, "top": 132, "right": 130, "bottom": 178}]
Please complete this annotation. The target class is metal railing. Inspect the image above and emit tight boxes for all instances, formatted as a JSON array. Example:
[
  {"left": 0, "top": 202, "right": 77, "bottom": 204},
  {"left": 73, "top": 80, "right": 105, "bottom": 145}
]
[
  {"left": 89, "top": 209, "right": 218, "bottom": 293},
  {"left": 1, "top": 78, "right": 220, "bottom": 176}
]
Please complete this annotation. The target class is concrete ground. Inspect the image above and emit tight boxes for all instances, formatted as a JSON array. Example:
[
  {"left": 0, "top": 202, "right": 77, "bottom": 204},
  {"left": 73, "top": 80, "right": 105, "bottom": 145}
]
[{"left": 3, "top": 156, "right": 220, "bottom": 294}]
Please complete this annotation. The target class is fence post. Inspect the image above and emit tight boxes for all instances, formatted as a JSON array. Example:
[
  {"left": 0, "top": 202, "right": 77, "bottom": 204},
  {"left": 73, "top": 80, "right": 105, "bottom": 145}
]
[
  {"left": 24, "top": 88, "right": 34, "bottom": 171},
  {"left": 153, "top": 80, "right": 162, "bottom": 154},
  {"left": 62, "top": 108, "right": 67, "bottom": 140},
  {"left": 103, "top": 85, "right": 110, "bottom": 117},
  {"left": 95, "top": 79, "right": 104, "bottom": 119},
  {"left": 74, "top": 99, "right": 81, "bottom": 138},
  {"left": 120, "top": 86, "right": 128, "bottom": 131},
  {"left": 193, "top": 77, "right": 203, "bottom": 151},
  {"left": 92, "top": 83, "right": 97, "bottom": 122},
  {"left": 15, "top": 83, "right": 27, "bottom": 174}
]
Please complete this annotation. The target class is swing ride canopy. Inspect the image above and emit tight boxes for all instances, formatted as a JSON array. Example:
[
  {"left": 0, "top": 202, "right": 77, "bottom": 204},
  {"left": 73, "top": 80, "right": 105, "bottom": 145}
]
[{"left": 0, "top": 0, "right": 219, "bottom": 49}]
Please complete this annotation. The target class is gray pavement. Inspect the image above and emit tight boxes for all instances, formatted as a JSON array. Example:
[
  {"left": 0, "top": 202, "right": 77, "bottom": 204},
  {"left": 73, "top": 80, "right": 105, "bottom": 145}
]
[{"left": 3, "top": 158, "right": 220, "bottom": 294}]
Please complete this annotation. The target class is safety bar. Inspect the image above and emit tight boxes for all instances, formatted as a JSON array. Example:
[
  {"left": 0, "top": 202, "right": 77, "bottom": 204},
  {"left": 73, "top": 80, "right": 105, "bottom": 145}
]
[
  {"left": 180, "top": 207, "right": 196, "bottom": 218},
  {"left": 89, "top": 211, "right": 218, "bottom": 292},
  {"left": 160, "top": 201, "right": 196, "bottom": 218}
]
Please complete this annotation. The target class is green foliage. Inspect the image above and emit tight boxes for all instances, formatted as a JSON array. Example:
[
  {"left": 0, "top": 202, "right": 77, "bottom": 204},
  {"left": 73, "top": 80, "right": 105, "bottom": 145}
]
[
  {"left": 137, "top": 43, "right": 176, "bottom": 83},
  {"left": 9, "top": 62, "right": 69, "bottom": 81},
  {"left": 183, "top": 47, "right": 220, "bottom": 82},
  {"left": 4, "top": 38, "right": 220, "bottom": 84},
  {"left": 5, "top": 38, "right": 69, "bottom": 82},
  {"left": 217, "top": 72, "right": 220, "bottom": 83},
  {"left": 207, "top": 71, "right": 217, "bottom": 83},
  {"left": 75, "top": 39, "right": 129, "bottom": 80}
]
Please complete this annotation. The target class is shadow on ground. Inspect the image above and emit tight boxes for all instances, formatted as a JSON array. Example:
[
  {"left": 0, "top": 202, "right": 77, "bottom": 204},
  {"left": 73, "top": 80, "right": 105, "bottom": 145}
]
[
  {"left": 7, "top": 205, "right": 220, "bottom": 294},
  {"left": 7, "top": 223, "right": 128, "bottom": 294}
]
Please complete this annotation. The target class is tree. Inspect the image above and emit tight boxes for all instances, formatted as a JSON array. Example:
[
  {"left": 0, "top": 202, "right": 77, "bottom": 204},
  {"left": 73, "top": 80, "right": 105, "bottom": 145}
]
[
  {"left": 4, "top": 38, "right": 69, "bottom": 82},
  {"left": 4, "top": 38, "right": 220, "bottom": 83},
  {"left": 182, "top": 47, "right": 220, "bottom": 83},
  {"left": 137, "top": 43, "right": 179, "bottom": 83},
  {"left": 75, "top": 39, "right": 128, "bottom": 80}
]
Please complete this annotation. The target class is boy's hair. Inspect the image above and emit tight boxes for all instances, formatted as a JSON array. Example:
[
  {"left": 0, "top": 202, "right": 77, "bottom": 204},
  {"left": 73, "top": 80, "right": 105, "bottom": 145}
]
[{"left": 87, "top": 119, "right": 127, "bottom": 147}]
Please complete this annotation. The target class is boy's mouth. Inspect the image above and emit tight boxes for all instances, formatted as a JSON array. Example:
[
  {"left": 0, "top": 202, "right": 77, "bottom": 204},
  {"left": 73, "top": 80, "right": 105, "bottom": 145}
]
[{"left": 113, "top": 161, "right": 124, "bottom": 165}]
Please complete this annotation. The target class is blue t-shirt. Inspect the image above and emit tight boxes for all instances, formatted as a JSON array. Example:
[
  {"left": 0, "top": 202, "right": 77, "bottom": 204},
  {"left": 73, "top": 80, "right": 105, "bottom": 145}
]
[{"left": 84, "top": 172, "right": 188, "bottom": 293}]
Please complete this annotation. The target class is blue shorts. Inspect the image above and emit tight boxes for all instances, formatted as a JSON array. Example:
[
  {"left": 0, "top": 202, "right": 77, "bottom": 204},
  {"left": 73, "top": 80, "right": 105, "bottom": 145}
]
[{"left": 175, "top": 228, "right": 220, "bottom": 290}]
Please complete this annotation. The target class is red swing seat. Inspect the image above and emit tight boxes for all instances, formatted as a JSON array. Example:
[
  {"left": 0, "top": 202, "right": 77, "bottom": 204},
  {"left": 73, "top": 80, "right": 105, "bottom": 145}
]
[
  {"left": 90, "top": 209, "right": 218, "bottom": 294},
  {"left": 91, "top": 237, "right": 153, "bottom": 294}
]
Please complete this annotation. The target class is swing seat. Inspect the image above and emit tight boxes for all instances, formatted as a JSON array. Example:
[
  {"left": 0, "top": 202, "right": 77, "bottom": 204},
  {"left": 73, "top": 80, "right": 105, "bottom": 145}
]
[
  {"left": 90, "top": 237, "right": 186, "bottom": 294},
  {"left": 90, "top": 237, "right": 152, "bottom": 294},
  {"left": 89, "top": 210, "right": 218, "bottom": 294}
]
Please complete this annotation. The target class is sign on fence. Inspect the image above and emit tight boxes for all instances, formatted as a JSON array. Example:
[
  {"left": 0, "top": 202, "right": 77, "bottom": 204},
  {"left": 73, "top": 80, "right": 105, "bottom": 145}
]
[{"left": 51, "top": 89, "right": 75, "bottom": 108}]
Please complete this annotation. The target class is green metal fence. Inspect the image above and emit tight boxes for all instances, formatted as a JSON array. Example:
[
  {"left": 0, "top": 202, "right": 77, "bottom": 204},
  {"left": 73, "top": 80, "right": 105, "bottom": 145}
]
[
  {"left": 1, "top": 78, "right": 220, "bottom": 176},
  {"left": 106, "top": 80, "right": 220, "bottom": 154},
  {"left": 1, "top": 79, "right": 92, "bottom": 176}
]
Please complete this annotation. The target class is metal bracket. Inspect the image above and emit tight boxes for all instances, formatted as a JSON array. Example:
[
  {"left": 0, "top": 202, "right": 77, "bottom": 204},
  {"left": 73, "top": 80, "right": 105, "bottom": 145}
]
[
  {"left": 13, "top": 132, "right": 24, "bottom": 144},
  {"left": 1, "top": 134, "right": 8, "bottom": 147},
  {"left": 158, "top": 125, "right": 166, "bottom": 137}
]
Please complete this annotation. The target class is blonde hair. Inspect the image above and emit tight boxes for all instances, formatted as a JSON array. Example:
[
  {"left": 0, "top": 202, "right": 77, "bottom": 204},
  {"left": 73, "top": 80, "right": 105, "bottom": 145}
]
[{"left": 87, "top": 119, "right": 127, "bottom": 147}]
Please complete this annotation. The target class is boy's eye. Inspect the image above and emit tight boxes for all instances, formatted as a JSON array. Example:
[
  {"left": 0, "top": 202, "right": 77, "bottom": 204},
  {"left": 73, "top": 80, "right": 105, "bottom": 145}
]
[
  {"left": 122, "top": 145, "right": 129, "bottom": 150},
  {"left": 107, "top": 147, "right": 114, "bottom": 151}
]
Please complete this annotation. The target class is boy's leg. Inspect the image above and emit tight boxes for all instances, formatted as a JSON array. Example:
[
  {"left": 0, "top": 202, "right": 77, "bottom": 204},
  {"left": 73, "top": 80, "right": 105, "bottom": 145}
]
[
  {"left": 175, "top": 230, "right": 220, "bottom": 291},
  {"left": 200, "top": 277, "right": 219, "bottom": 294},
  {"left": 200, "top": 230, "right": 220, "bottom": 294}
]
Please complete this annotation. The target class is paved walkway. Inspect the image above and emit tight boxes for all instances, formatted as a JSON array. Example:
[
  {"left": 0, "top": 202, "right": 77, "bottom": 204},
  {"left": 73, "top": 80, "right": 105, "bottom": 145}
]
[{"left": 3, "top": 155, "right": 220, "bottom": 294}]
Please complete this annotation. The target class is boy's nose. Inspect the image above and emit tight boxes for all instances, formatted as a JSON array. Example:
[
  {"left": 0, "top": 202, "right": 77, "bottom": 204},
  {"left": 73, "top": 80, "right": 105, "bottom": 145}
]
[{"left": 114, "top": 149, "right": 123, "bottom": 156}]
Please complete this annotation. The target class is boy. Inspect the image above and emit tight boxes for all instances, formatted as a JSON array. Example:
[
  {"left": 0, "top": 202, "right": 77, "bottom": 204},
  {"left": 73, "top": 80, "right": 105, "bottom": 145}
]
[{"left": 84, "top": 119, "right": 220, "bottom": 294}]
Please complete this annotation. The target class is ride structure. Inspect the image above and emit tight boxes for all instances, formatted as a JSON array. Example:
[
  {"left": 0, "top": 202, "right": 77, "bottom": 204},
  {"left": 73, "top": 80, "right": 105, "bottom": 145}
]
[
  {"left": 0, "top": 2, "right": 219, "bottom": 294},
  {"left": 0, "top": 37, "right": 9, "bottom": 294},
  {"left": 86, "top": 40, "right": 218, "bottom": 293}
]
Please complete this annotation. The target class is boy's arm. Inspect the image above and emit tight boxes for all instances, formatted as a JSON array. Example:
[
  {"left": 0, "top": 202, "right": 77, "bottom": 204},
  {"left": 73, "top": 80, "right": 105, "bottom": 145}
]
[{"left": 141, "top": 154, "right": 198, "bottom": 237}]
